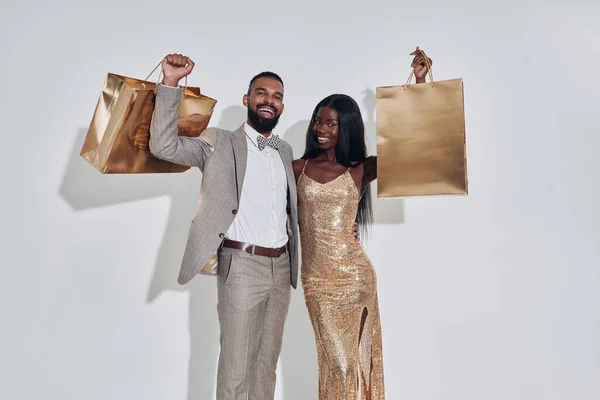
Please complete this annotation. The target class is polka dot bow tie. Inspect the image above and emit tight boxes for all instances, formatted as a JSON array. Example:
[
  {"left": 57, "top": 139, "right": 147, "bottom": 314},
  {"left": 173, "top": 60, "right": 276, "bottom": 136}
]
[{"left": 257, "top": 134, "right": 281, "bottom": 150}]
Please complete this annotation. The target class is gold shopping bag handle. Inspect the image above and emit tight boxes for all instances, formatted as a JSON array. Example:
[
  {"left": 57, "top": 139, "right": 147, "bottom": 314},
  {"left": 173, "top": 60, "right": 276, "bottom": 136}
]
[
  {"left": 143, "top": 59, "right": 190, "bottom": 98},
  {"left": 403, "top": 48, "right": 434, "bottom": 90}
]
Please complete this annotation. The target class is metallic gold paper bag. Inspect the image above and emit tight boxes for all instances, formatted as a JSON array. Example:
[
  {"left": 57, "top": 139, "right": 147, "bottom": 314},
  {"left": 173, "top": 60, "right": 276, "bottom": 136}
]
[
  {"left": 376, "top": 61, "right": 467, "bottom": 197},
  {"left": 81, "top": 62, "right": 217, "bottom": 174}
]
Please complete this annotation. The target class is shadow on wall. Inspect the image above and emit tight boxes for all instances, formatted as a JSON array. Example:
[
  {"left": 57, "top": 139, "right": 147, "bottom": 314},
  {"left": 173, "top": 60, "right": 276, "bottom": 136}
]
[{"left": 59, "top": 105, "right": 246, "bottom": 400}]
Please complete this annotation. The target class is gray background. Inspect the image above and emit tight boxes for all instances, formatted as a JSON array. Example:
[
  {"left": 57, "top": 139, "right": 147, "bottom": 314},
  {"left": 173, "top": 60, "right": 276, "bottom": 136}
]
[{"left": 1, "top": 0, "right": 599, "bottom": 399}]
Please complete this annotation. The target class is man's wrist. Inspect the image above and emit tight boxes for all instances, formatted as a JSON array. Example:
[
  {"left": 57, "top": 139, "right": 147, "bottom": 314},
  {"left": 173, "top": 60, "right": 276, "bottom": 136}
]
[
  {"left": 161, "top": 77, "right": 180, "bottom": 87},
  {"left": 415, "top": 77, "right": 426, "bottom": 84}
]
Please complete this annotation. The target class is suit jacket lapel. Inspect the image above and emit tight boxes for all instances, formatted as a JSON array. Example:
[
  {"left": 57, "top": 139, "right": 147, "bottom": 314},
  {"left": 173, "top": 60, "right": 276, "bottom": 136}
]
[
  {"left": 277, "top": 143, "right": 295, "bottom": 196},
  {"left": 231, "top": 124, "right": 247, "bottom": 205}
]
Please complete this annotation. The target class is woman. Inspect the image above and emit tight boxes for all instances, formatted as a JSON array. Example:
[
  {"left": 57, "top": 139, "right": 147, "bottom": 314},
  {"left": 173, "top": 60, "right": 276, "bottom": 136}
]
[{"left": 292, "top": 47, "right": 431, "bottom": 399}]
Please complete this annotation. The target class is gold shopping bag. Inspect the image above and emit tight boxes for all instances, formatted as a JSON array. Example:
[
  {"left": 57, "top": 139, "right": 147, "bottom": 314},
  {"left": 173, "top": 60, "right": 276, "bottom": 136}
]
[
  {"left": 81, "top": 62, "right": 217, "bottom": 174},
  {"left": 376, "top": 57, "right": 467, "bottom": 197}
]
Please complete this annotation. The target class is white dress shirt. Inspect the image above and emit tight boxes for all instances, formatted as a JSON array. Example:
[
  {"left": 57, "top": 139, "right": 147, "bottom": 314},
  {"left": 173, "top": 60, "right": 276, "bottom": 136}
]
[{"left": 226, "top": 123, "right": 289, "bottom": 248}]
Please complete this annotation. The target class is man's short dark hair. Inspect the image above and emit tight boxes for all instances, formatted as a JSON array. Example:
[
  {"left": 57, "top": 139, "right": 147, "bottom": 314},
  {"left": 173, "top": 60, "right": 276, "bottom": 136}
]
[{"left": 247, "top": 71, "right": 284, "bottom": 95}]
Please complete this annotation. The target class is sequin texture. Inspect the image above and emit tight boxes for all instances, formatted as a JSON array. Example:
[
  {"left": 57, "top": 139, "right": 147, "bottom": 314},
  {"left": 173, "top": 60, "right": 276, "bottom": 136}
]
[{"left": 298, "top": 165, "right": 385, "bottom": 399}]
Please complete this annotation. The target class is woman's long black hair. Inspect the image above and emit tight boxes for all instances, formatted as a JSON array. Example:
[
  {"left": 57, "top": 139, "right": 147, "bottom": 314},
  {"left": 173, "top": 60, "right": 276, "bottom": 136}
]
[{"left": 301, "top": 94, "right": 373, "bottom": 237}]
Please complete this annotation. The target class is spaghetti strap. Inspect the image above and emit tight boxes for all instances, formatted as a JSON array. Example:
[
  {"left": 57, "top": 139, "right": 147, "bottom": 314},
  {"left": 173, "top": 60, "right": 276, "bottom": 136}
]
[{"left": 301, "top": 159, "right": 309, "bottom": 174}]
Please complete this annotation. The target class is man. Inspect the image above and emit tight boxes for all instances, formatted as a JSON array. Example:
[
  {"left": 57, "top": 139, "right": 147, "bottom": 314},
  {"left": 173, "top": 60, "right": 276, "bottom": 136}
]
[{"left": 150, "top": 53, "right": 299, "bottom": 400}]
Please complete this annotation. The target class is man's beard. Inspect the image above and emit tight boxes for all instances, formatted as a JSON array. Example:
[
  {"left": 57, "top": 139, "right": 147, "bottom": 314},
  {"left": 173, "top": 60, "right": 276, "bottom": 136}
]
[{"left": 247, "top": 105, "right": 281, "bottom": 132}]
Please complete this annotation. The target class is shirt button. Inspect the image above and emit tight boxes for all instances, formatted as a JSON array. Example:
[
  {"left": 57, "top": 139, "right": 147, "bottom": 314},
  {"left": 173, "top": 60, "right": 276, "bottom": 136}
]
[
  {"left": 219, "top": 233, "right": 224, "bottom": 238},
  {"left": 232, "top": 209, "right": 237, "bottom": 214}
]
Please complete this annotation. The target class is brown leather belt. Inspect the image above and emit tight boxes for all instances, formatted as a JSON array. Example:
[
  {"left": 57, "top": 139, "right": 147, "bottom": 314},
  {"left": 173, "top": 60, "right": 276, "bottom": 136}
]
[{"left": 222, "top": 239, "right": 287, "bottom": 258}]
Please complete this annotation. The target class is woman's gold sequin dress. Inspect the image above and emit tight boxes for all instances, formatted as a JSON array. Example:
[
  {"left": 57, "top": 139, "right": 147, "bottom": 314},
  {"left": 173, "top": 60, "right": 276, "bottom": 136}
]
[{"left": 298, "top": 161, "right": 385, "bottom": 399}]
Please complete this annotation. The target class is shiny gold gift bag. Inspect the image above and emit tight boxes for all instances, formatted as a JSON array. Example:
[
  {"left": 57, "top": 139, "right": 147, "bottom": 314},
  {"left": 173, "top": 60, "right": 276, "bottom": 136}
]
[
  {"left": 81, "top": 62, "right": 217, "bottom": 174},
  {"left": 376, "top": 57, "right": 467, "bottom": 197}
]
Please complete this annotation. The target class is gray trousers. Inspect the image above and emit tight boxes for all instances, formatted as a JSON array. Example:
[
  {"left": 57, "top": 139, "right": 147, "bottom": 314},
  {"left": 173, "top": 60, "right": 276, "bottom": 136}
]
[{"left": 216, "top": 246, "right": 291, "bottom": 400}]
